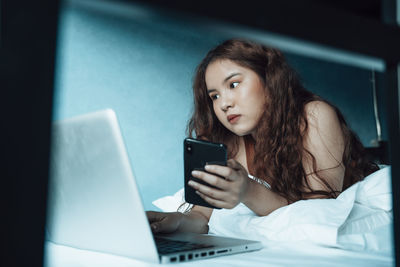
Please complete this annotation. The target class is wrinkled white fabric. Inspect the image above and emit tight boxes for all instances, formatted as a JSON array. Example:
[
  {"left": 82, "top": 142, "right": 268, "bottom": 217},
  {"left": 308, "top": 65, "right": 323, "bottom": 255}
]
[
  {"left": 152, "top": 188, "right": 188, "bottom": 212},
  {"left": 152, "top": 167, "right": 393, "bottom": 255}
]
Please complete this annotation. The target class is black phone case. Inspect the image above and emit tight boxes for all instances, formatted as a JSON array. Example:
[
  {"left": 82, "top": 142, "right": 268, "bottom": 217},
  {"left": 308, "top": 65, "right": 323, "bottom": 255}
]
[{"left": 184, "top": 138, "right": 227, "bottom": 209}]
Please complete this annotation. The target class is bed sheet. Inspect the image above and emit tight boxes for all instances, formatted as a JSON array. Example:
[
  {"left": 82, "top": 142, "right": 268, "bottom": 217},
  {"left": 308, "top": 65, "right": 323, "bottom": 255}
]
[{"left": 44, "top": 239, "right": 393, "bottom": 267}]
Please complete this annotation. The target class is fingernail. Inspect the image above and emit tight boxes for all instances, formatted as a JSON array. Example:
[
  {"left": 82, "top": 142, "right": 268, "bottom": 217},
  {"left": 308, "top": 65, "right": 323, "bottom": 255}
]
[
  {"left": 191, "top": 170, "right": 199, "bottom": 176},
  {"left": 204, "top": 165, "right": 211, "bottom": 170},
  {"left": 188, "top": 180, "right": 195, "bottom": 186}
]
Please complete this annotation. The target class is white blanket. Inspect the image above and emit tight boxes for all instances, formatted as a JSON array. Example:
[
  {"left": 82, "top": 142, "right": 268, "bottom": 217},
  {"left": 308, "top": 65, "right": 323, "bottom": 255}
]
[{"left": 152, "top": 167, "right": 393, "bottom": 255}]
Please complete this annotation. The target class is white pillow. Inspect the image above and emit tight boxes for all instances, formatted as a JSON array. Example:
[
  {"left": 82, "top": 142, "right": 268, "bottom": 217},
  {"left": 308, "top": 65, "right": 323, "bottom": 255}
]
[{"left": 152, "top": 188, "right": 190, "bottom": 212}]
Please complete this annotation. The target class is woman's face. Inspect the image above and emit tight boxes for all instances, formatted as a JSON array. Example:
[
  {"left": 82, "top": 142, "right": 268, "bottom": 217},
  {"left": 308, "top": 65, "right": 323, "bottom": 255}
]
[{"left": 205, "top": 59, "right": 266, "bottom": 136}]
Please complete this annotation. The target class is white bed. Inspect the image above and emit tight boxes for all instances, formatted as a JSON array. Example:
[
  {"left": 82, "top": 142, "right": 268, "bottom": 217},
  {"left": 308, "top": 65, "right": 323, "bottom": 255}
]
[
  {"left": 44, "top": 166, "right": 394, "bottom": 266},
  {"left": 44, "top": 239, "right": 392, "bottom": 266}
]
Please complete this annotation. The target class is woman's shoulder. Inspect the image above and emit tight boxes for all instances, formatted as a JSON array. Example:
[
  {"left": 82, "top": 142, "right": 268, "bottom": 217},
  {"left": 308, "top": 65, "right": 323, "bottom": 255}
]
[
  {"left": 304, "top": 100, "right": 339, "bottom": 125},
  {"left": 302, "top": 100, "right": 344, "bottom": 144},
  {"left": 304, "top": 100, "right": 336, "bottom": 115}
]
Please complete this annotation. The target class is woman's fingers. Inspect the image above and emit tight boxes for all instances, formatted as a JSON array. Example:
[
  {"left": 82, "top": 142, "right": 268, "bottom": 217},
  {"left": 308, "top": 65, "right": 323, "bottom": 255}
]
[
  {"left": 146, "top": 211, "right": 181, "bottom": 233},
  {"left": 146, "top": 210, "right": 163, "bottom": 223},
  {"left": 188, "top": 179, "right": 228, "bottom": 200},
  {"left": 203, "top": 165, "right": 233, "bottom": 180},
  {"left": 203, "top": 159, "right": 244, "bottom": 181},
  {"left": 189, "top": 160, "right": 248, "bottom": 209},
  {"left": 146, "top": 211, "right": 167, "bottom": 232},
  {"left": 195, "top": 191, "right": 234, "bottom": 209},
  {"left": 191, "top": 170, "right": 229, "bottom": 189}
]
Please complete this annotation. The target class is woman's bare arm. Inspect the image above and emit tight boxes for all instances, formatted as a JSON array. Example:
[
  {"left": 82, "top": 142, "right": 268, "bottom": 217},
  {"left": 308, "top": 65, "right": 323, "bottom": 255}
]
[
  {"left": 302, "top": 101, "right": 346, "bottom": 196},
  {"left": 177, "top": 205, "right": 213, "bottom": 233},
  {"left": 241, "top": 179, "right": 289, "bottom": 216}
]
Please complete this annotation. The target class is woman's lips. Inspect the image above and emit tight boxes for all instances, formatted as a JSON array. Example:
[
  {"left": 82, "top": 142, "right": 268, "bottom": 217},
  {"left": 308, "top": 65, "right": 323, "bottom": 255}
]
[{"left": 227, "top": 114, "right": 241, "bottom": 123}]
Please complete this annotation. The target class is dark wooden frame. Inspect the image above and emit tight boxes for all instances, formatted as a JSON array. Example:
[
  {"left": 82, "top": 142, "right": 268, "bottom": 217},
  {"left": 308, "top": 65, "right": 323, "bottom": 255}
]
[{"left": 1, "top": 1, "right": 60, "bottom": 266}]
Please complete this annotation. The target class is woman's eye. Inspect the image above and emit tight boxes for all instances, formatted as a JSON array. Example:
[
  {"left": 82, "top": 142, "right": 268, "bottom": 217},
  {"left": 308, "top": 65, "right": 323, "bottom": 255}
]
[
  {"left": 230, "top": 82, "right": 239, "bottom": 89},
  {"left": 210, "top": 94, "right": 219, "bottom": 100}
]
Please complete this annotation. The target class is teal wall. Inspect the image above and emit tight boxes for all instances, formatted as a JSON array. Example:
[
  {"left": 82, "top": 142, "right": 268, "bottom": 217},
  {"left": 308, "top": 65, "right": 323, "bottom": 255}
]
[{"left": 54, "top": 0, "right": 381, "bottom": 210}]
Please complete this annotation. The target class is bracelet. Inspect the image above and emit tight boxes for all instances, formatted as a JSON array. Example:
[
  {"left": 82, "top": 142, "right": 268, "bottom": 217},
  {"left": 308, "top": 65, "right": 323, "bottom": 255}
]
[{"left": 247, "top": 174, "right": 271, "bottom": 189}]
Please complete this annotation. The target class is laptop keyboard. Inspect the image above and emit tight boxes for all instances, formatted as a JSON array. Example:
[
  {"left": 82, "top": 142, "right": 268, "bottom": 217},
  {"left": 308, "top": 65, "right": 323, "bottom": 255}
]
[{"left": 155, "top": 237, "right": 214, "bottom": 255}]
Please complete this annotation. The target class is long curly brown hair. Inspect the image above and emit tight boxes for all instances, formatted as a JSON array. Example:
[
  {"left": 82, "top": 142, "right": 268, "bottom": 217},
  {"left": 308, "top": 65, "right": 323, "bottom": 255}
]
[{"left": 187, "top": 39, "right": 378, "bottom": 203}]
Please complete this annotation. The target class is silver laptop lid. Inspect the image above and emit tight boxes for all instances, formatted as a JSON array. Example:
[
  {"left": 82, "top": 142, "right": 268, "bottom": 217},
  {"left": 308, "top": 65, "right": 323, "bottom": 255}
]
[{"left": 46, "top": 109, "right": 159, "bottom": 263}]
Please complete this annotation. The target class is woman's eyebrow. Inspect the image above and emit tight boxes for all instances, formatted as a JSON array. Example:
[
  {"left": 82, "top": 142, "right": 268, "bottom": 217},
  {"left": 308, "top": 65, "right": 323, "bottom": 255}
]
[
  {"left": 224, "top": 72, "right": 241, "bottom": 83},
  {"left": 207, "top": 72, "right": 241, "bottom": 94}
]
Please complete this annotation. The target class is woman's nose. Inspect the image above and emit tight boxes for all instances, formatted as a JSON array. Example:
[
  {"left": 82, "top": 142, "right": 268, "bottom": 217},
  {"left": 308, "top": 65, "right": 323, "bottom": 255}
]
[{"left": 220, "top": 94, "right": 234, "bottom": 112}]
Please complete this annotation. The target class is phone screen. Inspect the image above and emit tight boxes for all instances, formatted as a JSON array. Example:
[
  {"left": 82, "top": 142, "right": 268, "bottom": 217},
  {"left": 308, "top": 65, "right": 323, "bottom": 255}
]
[{"left": 184, "top": 138, "right": 227, "bottom": 209}]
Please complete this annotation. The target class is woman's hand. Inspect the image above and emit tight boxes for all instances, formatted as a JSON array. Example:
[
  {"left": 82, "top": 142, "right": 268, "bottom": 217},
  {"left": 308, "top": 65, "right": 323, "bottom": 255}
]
[
  {"left": 146, "top": 211, "right": 183, "bottom": 234},
  {"left": 188, "top": 159, "right": 250, "bottom": 209}
]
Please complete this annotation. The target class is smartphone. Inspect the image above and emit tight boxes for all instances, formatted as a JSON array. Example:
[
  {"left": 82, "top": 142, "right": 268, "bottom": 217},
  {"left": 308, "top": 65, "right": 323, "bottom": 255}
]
[{"left": 184, "top": 138, "right": 227, "bottom": 209}]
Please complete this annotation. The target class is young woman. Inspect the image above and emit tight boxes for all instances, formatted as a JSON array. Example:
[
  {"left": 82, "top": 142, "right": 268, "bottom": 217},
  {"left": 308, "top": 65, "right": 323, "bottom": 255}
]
[{"left": 147, "top": 38, "right": 378, "bottom": 234}]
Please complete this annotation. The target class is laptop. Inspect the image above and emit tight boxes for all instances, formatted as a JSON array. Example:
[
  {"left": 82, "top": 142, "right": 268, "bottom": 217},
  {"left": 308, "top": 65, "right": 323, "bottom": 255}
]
[{"left": 46, "top": 109, "right": 263, "bottom": 264}]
